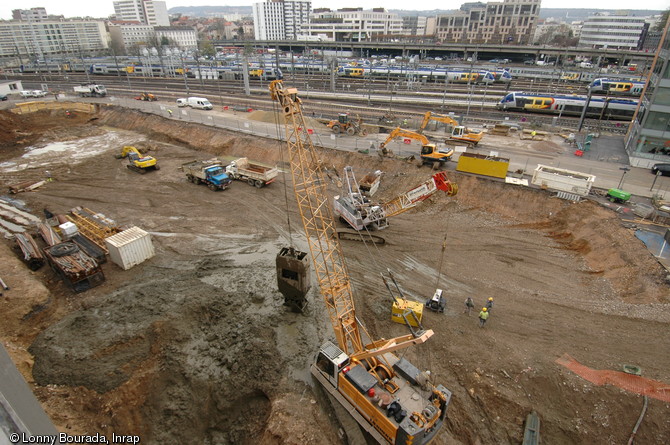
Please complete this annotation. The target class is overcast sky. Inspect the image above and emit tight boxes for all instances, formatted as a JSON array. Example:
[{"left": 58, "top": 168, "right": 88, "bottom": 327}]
[{"left": 0, "top": 1, "right": 667, "bottom": 21}]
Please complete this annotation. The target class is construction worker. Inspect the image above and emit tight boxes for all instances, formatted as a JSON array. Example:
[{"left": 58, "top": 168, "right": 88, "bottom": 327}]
[
  {"left": 479, "top": 307, "right": 489, "bottom": 328},
  {"left": 464, "top": 296, "right": 475, "bottom": 316},
  {"left": 486, "top": 297, "right": 494, "bottom": 312}
]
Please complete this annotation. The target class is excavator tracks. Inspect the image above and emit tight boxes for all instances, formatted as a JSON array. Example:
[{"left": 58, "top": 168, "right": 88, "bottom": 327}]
[{"left": 336, "top": 228, "right": 385, "bottom": 245}]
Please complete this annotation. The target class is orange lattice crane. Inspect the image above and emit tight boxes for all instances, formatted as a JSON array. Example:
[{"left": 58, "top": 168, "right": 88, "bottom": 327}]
[{"left": 269, "top": 79, "right": 451, "bottom": 445}]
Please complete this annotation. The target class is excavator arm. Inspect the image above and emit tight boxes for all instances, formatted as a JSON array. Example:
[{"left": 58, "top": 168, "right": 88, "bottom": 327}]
[
  {"left": 379, "top": 127, "right": 429, "bottom": 149},
  {"left": 418, "top": 112, "right": 460, "bottom": 134}
]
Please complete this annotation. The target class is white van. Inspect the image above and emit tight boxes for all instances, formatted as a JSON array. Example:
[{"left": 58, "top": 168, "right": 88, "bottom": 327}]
[{"left": 186, "top": 97, "right": 213, "bottom": 110}]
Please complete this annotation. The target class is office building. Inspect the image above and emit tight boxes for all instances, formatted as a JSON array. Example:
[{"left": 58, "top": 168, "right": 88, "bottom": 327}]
[
  {"left": 578, "top": 14, "right": 648, "bottom": 50},
  {"left": 626, "top": 16, "right": 670, "bottom": 166},
  {"left": 435, "top": 0, "right": 540, "bottom": 45},
  {"left": 302, "top": 8, "right": 402, "bottom": 42}
]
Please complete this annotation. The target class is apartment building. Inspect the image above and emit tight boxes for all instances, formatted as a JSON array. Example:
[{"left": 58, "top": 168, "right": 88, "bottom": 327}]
[
  {"left": 435, "top": 0, "right": 540, "bottom": 45},
  {"left": 154, "top": 27, "right": 198, "bottom": 50},
  {"left": 108, "top": 22, "right": 156, "bottom": 53},
  {"left": 302, "top": 8, "right": 403, "bottom": 42},
  {"left": 113, "top": 0, "right": 170, "bottom": 27},
  {"left": 625, "top": 16, "right": 670, "bottom": 166},
  {"left": 252, "top": 0, "right": 312, "bottom": 40},
  {"left": 0, "top": 19, "right": 109, "bottom": 57},
  {"left": 12, "top": 8, "right": 48, "bottom": 22},
  {"left": 578, "top": 14, "right": 648, "bottom": 50}
]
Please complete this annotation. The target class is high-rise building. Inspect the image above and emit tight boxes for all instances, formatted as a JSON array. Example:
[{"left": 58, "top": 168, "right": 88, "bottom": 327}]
[
  {"left": 625, "top": 16, "right": 670, "bottom": 166},
  {"left": 434, "top": 0, "right": 540, "bottom": 45},
  {"left": 113, "top": 0, "right": 170, "bottom": 27},
  {"left": 252, "top": 0, "right": 311, "bottom": 40},
  {"left": 578, "top": 14, "right": 648, "bottom": 50},
  {"left": 12, "top": 8, "right": 48, "bottom": 22}
]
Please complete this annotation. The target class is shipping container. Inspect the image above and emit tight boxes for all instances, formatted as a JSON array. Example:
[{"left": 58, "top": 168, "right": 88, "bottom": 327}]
[{"left": 105, "top": 226, "right": 154, "bottom": 270}]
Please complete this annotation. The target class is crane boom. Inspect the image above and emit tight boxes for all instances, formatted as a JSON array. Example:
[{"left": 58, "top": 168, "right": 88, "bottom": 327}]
[{"left": 269, "top": 81, "right": 363, "bottom": 355}]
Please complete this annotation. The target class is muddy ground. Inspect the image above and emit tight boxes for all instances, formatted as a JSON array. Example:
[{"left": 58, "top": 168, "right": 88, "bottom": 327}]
[{"left": 1, "top": 105, "right": 669, "bottom": 445}]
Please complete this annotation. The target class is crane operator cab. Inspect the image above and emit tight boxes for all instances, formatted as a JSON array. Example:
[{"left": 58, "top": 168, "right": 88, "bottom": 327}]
[{"left": 312, "top": 341, "right": 452, "bottom": 445}]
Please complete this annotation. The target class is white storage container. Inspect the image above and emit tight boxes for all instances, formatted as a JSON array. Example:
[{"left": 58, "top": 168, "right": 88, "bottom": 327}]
[
  {"left": 105, "top": 226, "right": 154, "bottom": 270},
  {"left": 59, "top": 221, "right": 78, "bottom": 238}
]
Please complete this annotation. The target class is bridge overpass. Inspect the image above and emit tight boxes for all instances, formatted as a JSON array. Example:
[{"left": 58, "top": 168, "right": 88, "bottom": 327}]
[{"left": 214, "top": 40, "right": 655, "bottom": 66}]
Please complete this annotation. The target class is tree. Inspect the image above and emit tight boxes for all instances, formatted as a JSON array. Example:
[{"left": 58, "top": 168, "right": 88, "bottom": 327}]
[
  {"left": 199, "top": 40, "right": 215, "bottom": 58},
  {"left": 653, "top": 9, "right": 670, "bottom": 32}
]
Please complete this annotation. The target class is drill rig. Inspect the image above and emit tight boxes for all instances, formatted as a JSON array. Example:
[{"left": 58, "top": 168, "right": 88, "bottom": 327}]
[{"left": 270, "top": 80, "right": 452, "bottom": 444}]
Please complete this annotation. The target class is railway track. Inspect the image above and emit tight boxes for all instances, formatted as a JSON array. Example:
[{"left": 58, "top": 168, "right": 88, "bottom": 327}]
[{"left": 16, "top": 73, "right": 628, "bottom": 134}]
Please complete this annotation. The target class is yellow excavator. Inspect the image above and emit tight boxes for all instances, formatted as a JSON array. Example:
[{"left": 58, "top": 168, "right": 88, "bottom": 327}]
[
  {"left": 270, "top": 78, "right": 452, "bottom": 445},
  {"left": 116, "top": 146, "right": 160, "bottom": 174},
  {"left": 418, "top": 111, "right": 483, "bottom": 147},
  {"left": 379, "top": 127, "right": 454, "bottom": 166}
]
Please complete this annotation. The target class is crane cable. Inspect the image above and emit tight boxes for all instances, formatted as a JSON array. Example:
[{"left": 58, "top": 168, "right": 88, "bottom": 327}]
[{"left": 271, "top": 94, "right": 294, "bottom": 247}]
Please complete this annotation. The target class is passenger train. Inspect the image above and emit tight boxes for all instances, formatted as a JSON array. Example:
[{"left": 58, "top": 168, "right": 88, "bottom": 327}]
[
  {"left": 497, "top": 92, "right": 639, "bottom": 120},
  {"left": 589, "top": 78, "right": 645, "bottom": 97},
  {"left": 336, "top": 65, "right": 512, "bottom": 84}
]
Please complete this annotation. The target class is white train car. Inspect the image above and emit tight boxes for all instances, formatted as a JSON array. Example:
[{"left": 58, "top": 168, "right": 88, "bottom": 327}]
[{"left": 497, "top": 92, "right": 638, "bottom": 119}]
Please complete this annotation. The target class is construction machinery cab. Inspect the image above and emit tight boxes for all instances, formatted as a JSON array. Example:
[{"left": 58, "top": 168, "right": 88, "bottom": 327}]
[
  {"left": 328, "top": 113, "right": 367, "bottom": 136},
  {"left": 117, "top": 146, "right": 159, "bottom": 174},
  {"left": 425, "top": 289, "right": 446, "bottom": 313},
  {"left": 381, "top": 127, "right": 454, "bottom": 165}
]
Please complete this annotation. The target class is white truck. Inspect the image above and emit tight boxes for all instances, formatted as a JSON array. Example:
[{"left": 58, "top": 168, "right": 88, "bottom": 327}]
[
  {"left": 176, "top": 97, "right": 213, "bottom": 110},
  {"left": 225, "top": 157, "right": 278, "bottom": 188},
  {"left": 73, "top": 84, "right": 107, "bottom": 97}
]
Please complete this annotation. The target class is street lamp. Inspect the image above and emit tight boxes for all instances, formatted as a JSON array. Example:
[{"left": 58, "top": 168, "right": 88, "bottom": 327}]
[{"left": 617, "top": 167, "right": 630, "bottom": 189}]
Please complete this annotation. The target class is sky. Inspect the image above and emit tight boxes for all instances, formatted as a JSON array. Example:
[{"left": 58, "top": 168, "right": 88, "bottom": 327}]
[{"left": 0, "top": 0, "right": 666, "bottom": 21}]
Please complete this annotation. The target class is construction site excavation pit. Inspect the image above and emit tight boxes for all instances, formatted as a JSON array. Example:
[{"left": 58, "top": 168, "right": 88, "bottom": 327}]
[{"left": 0, "top": 105, "right": 669, "bottom": 445}]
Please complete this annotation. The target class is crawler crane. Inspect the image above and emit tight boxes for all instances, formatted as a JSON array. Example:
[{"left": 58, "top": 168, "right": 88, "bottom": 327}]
[
  {"left": 270, "top": 80, "right": 452, "bottom": 445},
  {"left": 334, "top": 166, "right": 457, "bottom": 231},
  {"left": 379, "top": 128, "right": 454, "bottom": 166}
]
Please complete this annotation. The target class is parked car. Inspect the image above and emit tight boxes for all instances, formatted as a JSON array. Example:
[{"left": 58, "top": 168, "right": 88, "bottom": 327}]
[{"left": 651, "top": 163, "right": 670, "bottom": 176}]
